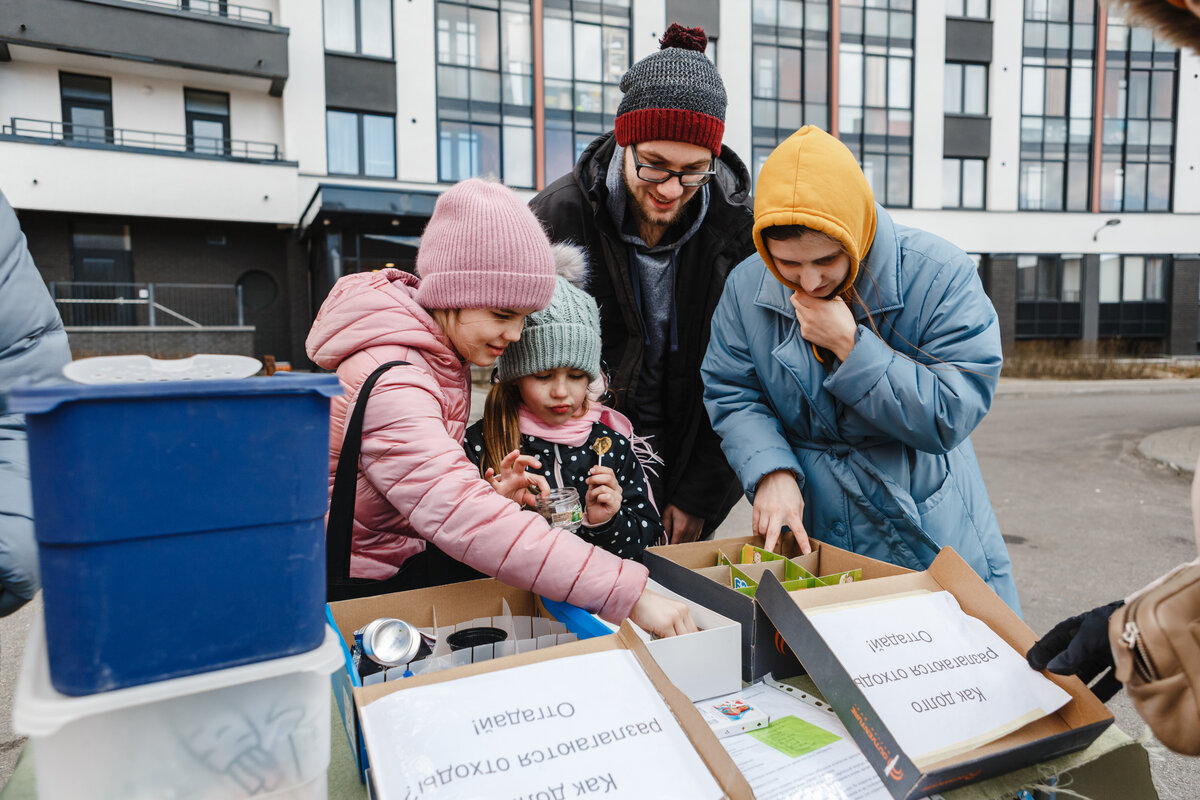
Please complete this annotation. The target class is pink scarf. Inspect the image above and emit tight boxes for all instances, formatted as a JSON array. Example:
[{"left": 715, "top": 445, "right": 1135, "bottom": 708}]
[
  {"left": 516, "top": 402, "right": 659, "bottom": 510},
  {"left": 517, "top": 404, "right": 637, "bottom": 446}
]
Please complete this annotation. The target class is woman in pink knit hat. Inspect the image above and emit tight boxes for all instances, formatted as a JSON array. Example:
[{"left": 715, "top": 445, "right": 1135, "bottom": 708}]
[{"left": 307, "top": 178, "right": 695, "bottom": 637}]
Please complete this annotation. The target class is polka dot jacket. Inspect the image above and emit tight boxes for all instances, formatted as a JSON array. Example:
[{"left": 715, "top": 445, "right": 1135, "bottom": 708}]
[{"left": 464, "top": 420, "right": 665, "bottom": 561}]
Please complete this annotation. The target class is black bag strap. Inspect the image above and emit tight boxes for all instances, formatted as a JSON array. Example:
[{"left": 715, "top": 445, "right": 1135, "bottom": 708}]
[{"left": 326, "top": 360, "right": 410, "bottom": 586}]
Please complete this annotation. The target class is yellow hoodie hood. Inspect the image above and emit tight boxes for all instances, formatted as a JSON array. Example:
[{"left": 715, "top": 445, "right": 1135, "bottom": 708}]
[{"left": 753, "top": 126, "right": 877, "bottom": 294}]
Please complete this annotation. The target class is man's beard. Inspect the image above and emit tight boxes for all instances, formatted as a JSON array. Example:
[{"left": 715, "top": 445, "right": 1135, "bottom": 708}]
[{"left": 623, "top": 176, "right": 692, "bottom": 234}]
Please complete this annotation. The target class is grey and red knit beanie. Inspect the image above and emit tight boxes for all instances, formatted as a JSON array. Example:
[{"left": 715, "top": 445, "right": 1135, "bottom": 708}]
[
  {"left": 415, "top": 178, "right": 557, "bottom": 311},
  {"left": 614, "top": 23, "right": 726, "bottom": 156}
]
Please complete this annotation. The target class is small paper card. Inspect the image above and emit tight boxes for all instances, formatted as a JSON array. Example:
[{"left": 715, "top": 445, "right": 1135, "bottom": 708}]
[
  {"left": 747, "top": 715, "right": 840, "bottom": 758},
  {"left": 697, "top": 691, "right": 771, "bottom": 738}
]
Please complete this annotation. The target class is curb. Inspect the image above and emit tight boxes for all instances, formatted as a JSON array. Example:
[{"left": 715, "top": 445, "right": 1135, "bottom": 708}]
[
  {"left": 996, "top": 378, "right": 1200, "bottom": 398},
  {"left": 1137, "top": 427, "right": 1200, "bottom": 478}
]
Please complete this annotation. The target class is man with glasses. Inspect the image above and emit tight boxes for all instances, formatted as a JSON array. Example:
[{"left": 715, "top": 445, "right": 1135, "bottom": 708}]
[{"left": 531, "top": 24, "right": 754, "bottom": 544}]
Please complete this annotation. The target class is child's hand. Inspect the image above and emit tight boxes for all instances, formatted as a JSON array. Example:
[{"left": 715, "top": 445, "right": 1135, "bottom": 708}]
[
  {"left": 584, "top": 465, "right": 622, "bottom": 526},
  {"left": 484, "top": 450, "right": 551, "bottom": 508}
]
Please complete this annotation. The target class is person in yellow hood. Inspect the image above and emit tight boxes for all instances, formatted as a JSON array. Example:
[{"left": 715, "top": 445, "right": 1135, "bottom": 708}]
[{"left": 702, "top": 126, "right": 1020, "bottom": 613}]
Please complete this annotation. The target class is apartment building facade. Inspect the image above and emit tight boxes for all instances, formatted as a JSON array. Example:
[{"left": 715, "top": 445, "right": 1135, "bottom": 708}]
[{"left": 1, "top": 0, "right": 1197, "bottom": 364}]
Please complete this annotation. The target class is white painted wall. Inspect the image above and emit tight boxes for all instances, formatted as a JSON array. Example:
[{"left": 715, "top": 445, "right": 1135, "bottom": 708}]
[
  {"left": 0, "top": 141, "right": 299, "bottom": 224},
  {"left": 395, "top": 0, "right": 438, "bottom": 184},
  {"left": 989, "top": 1, "right": 1023, "bottom": 212},
  {"left": 719, "top": 0, "right": 752, "bottom": 162},
  {"left": 632, "top": 0, "right": 666, "bottom": 62},
  {"left": 0, "top": 61, "right": 61, "bottom": 130},
  {"left": 229, "top": 87, "right": 286, "bottom": 152},
  {"left": 890, "top": 209, "right": 1199, "bottom": 256},
  {"left": 911, "top": 0, "right": 946, "bottom": 210},
  {"left": 236, "top": 0, "right": 279, "bottom": 21},
  {"left": 279, "top": 0, "right": 327, "bottom": 175},
  {"left": 111, "top": 75, "right": 188, "bottom": 137},
  {"left": 1174, "top": 49, "right": 1200, "bottom": 214}
]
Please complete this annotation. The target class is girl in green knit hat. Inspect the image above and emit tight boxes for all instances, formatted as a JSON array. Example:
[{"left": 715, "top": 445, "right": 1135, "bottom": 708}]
[{"left": 464, "top": 245, "right": 665, "bottom": 561}]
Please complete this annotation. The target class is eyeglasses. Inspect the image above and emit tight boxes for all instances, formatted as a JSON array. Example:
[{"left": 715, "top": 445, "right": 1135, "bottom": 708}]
[{"left": 631, "top": 145, "right": 716, "bottom": 187}]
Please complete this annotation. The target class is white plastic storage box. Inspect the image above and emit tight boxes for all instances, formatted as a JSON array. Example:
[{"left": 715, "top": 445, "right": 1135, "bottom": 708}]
[{"left": 13, "top": 616, "right": 345, "bottom": 800}]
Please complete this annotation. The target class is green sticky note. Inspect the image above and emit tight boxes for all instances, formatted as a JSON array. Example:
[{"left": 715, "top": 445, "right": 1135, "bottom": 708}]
[{"left": 748, "top": 715, "right": 840, "bottom": 758}]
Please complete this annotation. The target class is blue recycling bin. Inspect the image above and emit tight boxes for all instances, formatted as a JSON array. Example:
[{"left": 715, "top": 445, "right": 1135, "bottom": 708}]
[{"left": 7, "top": 375, "right": 342, "bottom": 696}]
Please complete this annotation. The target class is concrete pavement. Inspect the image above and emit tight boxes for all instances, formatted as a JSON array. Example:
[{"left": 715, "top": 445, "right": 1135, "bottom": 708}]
[{"left": 994, "top": 378, "right": 1200, "bottom": 476}]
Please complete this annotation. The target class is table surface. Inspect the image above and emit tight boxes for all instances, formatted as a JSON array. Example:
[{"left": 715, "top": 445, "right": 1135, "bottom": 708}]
[{"left": 0, "top": 679, "right": 1155, "bottom": 800}]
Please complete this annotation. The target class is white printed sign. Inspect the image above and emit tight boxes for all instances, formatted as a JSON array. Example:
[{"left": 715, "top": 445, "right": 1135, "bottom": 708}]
[
  {"left": 359, "top": 649, "right": 724, "bottom": 799},
  {"left": 807, "top": 590, "right": 1071, "bottom": 768}
]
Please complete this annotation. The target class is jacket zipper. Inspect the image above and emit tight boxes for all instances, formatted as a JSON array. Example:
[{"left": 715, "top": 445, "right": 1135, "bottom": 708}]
[{"left": 1117, "top": 604, "right": 1159, "bottom": 682}]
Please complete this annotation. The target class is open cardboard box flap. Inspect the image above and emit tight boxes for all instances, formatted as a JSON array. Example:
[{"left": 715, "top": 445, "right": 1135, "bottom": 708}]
[
  {"left": 644, "top": 534, "right": 911, "bottom": 681},
  {"left": 355, "top": 622, "right": 753, "bottom": 799},
  {"left": 756, "top": 547, "right": 1113, "bottom": 800}
]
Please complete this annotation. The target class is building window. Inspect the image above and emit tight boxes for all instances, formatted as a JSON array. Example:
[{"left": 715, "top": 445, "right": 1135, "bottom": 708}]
[
  {"left": 1015, "top": 254, "right": 1083, "bottom": 338},
  {"left": 60, "top": 72, "right": 113, "bottom": 144},
  {"left": 751, "top": 0, "right": 831, "bottom": 184},
  {"left": 542, "top": 0, "right": 630, "bottom": 182},
  {"left": 1098, "top": 254, "right": 1169, "bottom": 337},
  {"left": 182, "top": 0, "right": 229, "bottom": 15},
  {"left": 1099, "top": 16, "right": 1177, "bottom": 212},
  {"left": 839, "top": 0, "right": 914, "bottom": 208},
  {"left": 1016, "top": 254, "right": 1082, "bottom": 302},
  {"left": 942, "top": 157, "right": 985, "bottom": 208},
  {"left": 1098, "top": 254, "right": 1166, "bottom": 303},
  {"left": 437, "top": 0, "right": 535, "bottom": 187},
  {"left": 327, "top": 109, "right": 396, "bottom": 177},
  {"left": 946, "top": 0, "right": 988, "bottom": 19},
  {"left": 184, "top": 89, "right": 230, "bottom": 156},
  {"left": 944, "top": 62, "right": 987, "bottom": 116},
  {"left": 324, "top": 0, "right": 394, "bottom": 59},
  {"left": 1019, "top": 0, "right": 1095, "bottom": 211}
]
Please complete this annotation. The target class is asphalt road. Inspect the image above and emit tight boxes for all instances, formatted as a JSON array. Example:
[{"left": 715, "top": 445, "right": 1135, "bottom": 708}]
[{"left": 1, "top": 379, "right": 1199, "bottom": 795}]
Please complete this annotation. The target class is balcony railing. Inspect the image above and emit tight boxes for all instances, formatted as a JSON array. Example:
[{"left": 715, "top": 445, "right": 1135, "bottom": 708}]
[
  {"left": 51, "top": 282, "right": 246, "bottom": 328},
  {"left": 3, "top": 118, "right": 283, "bottom": 162},
  {"left": 116, "top": 0, "right": 273, "bottom": 25}
]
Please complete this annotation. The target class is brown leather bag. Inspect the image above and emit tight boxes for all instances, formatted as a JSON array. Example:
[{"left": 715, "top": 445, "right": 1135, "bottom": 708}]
[{"left": 1109, "top": 561, "right": 1200, "bottom": 755}]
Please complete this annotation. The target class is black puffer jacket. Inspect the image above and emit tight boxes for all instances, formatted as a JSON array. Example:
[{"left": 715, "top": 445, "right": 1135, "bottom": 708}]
[{"left": 530, "top": 134, "right": 755, "bottom": 528}]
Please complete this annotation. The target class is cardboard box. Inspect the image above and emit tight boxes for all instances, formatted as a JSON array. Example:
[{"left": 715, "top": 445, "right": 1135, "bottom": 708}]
[
  {"left": 542, "top": 578, "right": 742, "bottom": 702},
  {"left": 755, "top": 547, "right": 1115, "bottom": 800},
  {"left": 327, "top": 578, "right": 575, "bottom": 779},
  {"left": 644, "top": 535, "right": 913, "bottom": 681},
  {"left": 354, "top": 622, "right": 753, "bottom": 799}
]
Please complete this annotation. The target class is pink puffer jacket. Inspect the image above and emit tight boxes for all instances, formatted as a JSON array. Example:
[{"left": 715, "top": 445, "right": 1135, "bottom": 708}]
[{"left": 306, "top": 269, "right": 648, "bottom": 622}]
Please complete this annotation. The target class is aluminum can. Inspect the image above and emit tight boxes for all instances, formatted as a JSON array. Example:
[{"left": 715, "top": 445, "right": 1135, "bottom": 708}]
[{"left": 359, "top": 617, "right": 428, "bottom": 667}]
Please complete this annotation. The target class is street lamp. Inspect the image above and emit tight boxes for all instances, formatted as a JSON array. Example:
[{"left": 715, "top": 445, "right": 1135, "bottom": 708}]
[{"left": 1092, "top": 218, "right": 1121, "bottom": 241}]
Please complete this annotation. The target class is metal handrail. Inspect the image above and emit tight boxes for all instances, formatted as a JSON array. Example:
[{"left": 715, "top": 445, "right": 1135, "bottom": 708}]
[
  {"left": 3, "top": 118, "right": 282, "bottom": 162},
  {"left": 50, "top": 281, "right": 246, "bottom": 328},
  {"left": 115, "top": 0, "right": 273, "bottom": 25}
]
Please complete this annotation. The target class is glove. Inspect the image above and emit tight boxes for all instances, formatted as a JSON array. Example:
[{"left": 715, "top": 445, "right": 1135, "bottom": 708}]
[{"left": 1026, "top": 600, "right": 1124, "bottom": 702}]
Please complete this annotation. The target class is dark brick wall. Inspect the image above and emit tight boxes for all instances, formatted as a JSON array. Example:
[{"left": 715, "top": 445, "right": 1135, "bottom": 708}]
[
  {"left": 15, "top": 211, "right": 71, "bottom": 283},
  {"left": 66, "top": 328, "right": 255, "bottom": 359},
  {"left": 15, "top": 211, "right": 303, "bottom": 362},
  {"left": 128, "top": 217, "right": 295, "bottom": 360},
  {"left": 982, "top": 256, "right": 1016, "bottom": 352},
  {"left": 1169, "top": 257, "right": 1199, "bottom": 355}
]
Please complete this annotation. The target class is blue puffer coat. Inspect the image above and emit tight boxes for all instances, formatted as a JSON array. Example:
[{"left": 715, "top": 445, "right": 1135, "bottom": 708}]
[
  {"left": 0, "top": 189, "right": 71, "bottom": 615},
  {"left": 702, "top": 204, "right": 1020, "bottom": 613}
]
